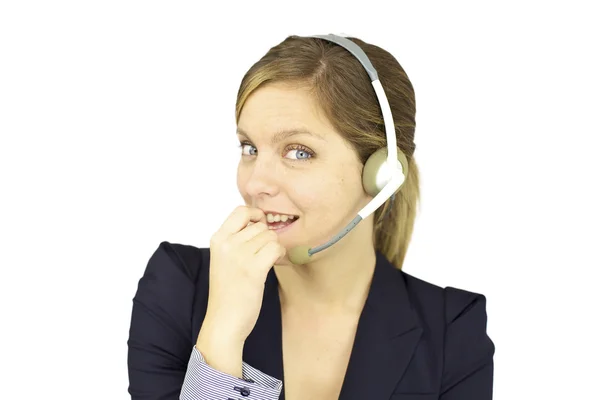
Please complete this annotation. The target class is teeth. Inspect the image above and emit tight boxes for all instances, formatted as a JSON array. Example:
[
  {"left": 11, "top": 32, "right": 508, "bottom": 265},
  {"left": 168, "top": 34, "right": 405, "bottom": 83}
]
[{"left": 267, "top": 213, "right": 297, "bottom": 223}]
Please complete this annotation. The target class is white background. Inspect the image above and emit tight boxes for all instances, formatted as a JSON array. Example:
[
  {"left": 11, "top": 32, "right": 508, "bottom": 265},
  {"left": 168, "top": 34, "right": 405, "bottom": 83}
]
[{"left": 1, "top": 1, "right": 598, "bottom": 399}]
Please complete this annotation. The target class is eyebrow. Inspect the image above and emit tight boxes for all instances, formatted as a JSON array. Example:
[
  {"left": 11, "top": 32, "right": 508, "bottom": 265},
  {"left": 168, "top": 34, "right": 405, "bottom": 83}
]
[{"left": 236, "top": 127, "right": 326, "bottom": 144}]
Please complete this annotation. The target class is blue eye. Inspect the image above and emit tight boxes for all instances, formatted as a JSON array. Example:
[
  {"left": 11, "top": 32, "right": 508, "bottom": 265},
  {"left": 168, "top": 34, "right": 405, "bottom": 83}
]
[
  {"left": 285, "top": 145, "right": 314, "bottom": 160},
  {"left": 238, "top": 142, "right": 315, "bottom": 161},
  {"left": 238, "top": 142, "right": 257, "bottom": 156}
]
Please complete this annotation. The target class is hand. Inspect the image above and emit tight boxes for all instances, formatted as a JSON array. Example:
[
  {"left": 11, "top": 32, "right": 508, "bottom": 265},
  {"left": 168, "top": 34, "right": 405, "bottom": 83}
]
[{"left": 200, "top": 205, "right": 286, "bottom": 344}]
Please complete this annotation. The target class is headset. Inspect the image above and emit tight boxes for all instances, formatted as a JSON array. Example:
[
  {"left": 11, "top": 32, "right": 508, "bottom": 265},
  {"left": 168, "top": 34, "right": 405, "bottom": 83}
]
[{"left": 287, "top": 33, "right": 410, "bottom": 265}]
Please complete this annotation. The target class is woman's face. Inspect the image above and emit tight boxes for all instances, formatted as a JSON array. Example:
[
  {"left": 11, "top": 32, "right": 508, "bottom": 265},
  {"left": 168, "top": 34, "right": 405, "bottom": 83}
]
[{"left": 236, "top": 82, "right": 372, "bottom": 263}]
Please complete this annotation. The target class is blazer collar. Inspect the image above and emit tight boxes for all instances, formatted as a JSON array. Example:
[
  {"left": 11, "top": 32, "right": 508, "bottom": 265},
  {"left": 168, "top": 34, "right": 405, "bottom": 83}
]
[{"left": 243, "top": 251, "right": 423, "bottom": 400}]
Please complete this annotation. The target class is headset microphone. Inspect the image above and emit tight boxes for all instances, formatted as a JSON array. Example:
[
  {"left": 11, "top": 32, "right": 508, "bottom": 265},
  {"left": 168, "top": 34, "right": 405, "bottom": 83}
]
[{"left": 287, "top": 33, "right": 409, "bottom": 265}]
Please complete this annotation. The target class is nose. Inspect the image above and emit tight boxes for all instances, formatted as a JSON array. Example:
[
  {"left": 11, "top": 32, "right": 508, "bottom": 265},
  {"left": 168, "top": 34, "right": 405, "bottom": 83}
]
[{"left": 241, "top": 153, "right": 281, "bottom": 198}]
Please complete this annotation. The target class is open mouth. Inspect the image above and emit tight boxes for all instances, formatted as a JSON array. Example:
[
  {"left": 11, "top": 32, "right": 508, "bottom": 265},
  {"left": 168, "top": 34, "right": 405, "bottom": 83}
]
[{"left": 266, "top": 214, "right": 299, "bottom": 230}]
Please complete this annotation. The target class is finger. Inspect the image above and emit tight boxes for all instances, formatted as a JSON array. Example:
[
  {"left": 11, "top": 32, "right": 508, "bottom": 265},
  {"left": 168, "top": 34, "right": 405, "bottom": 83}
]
[
  {"left": 218, "top": 206, "right": 267, "bottom": 238},
  {"left": 241, "top": 228, "right": 279, "bottom": 254},
  {"left": 254, "top": 241, "right": 286, "bottom": 272},
  {"left": 232, "top": 221, "right": 269, "bottom": 244}
]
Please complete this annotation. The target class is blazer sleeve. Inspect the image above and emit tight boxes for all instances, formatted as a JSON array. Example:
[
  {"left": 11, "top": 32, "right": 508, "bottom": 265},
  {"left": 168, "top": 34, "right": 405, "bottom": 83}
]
[
  {"left": 440, "top": 287, "right": 495, "bottom": 400},
  {"left": 127, "top": 241, "right": 283, "bottom": 400}
]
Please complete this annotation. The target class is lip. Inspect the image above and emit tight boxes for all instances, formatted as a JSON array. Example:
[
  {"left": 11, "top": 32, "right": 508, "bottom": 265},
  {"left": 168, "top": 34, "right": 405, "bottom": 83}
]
[{"left": 268, "top": 217, "right": 299, "bottom": 234}]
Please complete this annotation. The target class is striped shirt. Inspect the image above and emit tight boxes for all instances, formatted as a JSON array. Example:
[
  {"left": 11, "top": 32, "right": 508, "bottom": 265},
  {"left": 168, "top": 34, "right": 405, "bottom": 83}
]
[{"left": 179, "top": 346, "right": 283, "bottom": 400}]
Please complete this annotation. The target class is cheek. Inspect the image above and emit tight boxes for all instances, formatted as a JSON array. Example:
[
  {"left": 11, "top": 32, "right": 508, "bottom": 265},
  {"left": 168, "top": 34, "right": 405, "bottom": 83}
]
[
  {"left": 236, "top": 168, "right": 243, "bottom": 190},
  {"left": 299, "top": 172, "right": 350, "bottom": 211},
  {"left": 236, "top": 161, "right": 248, "bottom": 184},
  {"left": 236, "top": 165, "right": 250, "bottom": 198}
]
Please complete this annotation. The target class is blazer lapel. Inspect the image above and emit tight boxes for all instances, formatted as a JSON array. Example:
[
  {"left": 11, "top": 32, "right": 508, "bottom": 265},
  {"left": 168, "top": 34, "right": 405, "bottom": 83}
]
[
  {"left": 338, "top": 251, "right": 423, "bottom": 400},
  {"left": 243, "top": 251, "right": 422, "bottom": 400}
]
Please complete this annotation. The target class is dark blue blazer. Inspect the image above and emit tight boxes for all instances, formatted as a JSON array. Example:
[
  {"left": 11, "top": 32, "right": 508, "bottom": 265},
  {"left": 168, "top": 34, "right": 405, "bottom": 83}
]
[{"left": 127, "top": 241, "right": 495, "bottom": 399}]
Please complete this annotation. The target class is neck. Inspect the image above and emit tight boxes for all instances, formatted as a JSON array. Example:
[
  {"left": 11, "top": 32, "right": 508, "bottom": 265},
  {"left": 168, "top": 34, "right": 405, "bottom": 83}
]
[{"left": 273, "top": 225, "right": 377, "bottom": 316}]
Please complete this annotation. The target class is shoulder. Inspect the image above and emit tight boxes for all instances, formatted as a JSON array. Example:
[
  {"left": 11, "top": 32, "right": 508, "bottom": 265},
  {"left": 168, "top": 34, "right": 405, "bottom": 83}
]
[
  {"left": 399, "top": 269, "right": 492, "bottom": 330},
  {"left": 399, "top": 270, "right": 495, "bottom": 389},
  {"left": 129, "top": 242, "right": 210, "bottom": 352},
  {"left": 141, "top": 241, "right": 207, "bottom": 284},
  {"left": 134, "top": 242, "right": 210, "bottom": 321}
]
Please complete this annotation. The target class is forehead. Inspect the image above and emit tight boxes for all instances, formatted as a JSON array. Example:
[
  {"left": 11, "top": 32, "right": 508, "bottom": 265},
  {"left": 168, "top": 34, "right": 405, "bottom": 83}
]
[{"left": 237, "top": 83, "right": 333, "bottom": 141}]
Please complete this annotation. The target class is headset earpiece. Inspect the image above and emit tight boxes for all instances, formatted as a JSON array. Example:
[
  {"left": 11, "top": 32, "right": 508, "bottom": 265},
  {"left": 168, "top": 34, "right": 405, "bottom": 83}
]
[{"left": 362, "top": 147, "right": 409, "bottom": 197}]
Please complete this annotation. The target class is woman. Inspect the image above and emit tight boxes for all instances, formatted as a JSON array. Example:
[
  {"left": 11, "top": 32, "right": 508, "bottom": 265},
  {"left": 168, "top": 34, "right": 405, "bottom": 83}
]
[{"left": 127, "top": 34, "right": 495, "bottom": 400}]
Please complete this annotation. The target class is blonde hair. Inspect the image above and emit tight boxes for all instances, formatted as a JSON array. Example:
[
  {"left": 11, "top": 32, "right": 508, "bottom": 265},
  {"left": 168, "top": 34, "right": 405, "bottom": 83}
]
[{"left": 235, "top": 35, "right": 420, "bottom": 270}]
